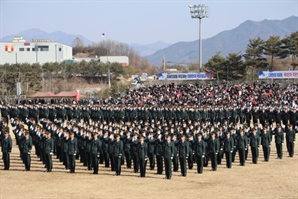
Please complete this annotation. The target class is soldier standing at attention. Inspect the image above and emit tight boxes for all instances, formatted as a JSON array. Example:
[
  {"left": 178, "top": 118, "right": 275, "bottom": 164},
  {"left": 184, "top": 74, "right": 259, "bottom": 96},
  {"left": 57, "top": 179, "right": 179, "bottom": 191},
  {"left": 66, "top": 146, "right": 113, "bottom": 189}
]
[
  {"left": 203, "top": 130, "right": 210, "bottom": 167},
  {"left": 275, "top": 108, "right": 282, "bottom": 126},
  {"left": 261, "top": 125, "right": 271, "bottom": 162},
  {"left": 102, "top": 131, "right": 110, "bottom": 168},
  {"left": 275, "top": 125, "right": 284, "bottom": 159},
  {"left": 0, "top": 105, "right": 9, "bottom": 122},
  {"left": 137, "top": 135, "right": 148, "bottom": 177},
  {"left": 68, "top": 132, "right": 77, "bottom": 173},
  {"left": 289, "top": 107, "right": 297, "bottom": 130},
  {"left": 62, "top": 131, "right": 70, "bottom": 170},
  {"left": 208, "top": 132, "right": 219, "bottom": 171},
  {"left": 286, "top": 124, "right": 296, "bottom": 157},
  {"left": 156, "top": 134, "right": 164, "bottom": 175},
  {"left": 124, "top": 131, "right": 132, "bottom": 169},
  {"left": 163, "top": 135, "right": 174, "bottom": 180},
  {"left": 44, "top": 132, "right": 54, "bottom": 172},
  {"left": 1, "top": 131, "right": 12, "bottom": 170},
  {"left": 113, "top": 134, "right": 123, "bottom": 176},
  {"left": 131, "top": 133, "right": 139, "bottom": 173},
  {"left": 250, "top": 128, "right": 260, "bottom": 164},
  {"left": 147, "top": 132, "right": 156, "bottom": 170},
  {"left": 91, "top": 132, "right": 102, "bottom": 174},
  {"left": 194, "top": 133, "right": 205, "bottom": 174},
  {"left": 224, "top": 132, "right": 234, "bottom": 168},
  {"left": 237, "top": 129, "right": 248, "bottom": 166},
  {"left": 187, "top": 135, "right": 194, "bottom": 170},
  {"left": 178, "top": 134, "right": 189, "bottom": 177},
  {"left": 21, "top": 131, "right": 32, "bottom": 171},
  {"left": 172, "top": 134, "right": 179, "bottom": 172},
  {"left": 108, "top": 133, "right": 115, "bottom": 171}
]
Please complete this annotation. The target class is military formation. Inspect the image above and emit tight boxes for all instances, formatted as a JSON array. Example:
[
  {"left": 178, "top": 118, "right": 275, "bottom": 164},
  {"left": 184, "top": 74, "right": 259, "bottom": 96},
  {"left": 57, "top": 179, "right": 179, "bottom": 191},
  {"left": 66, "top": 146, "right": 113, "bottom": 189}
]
[{"left": 0, "top": 82, "right": 297, "bottom": 179}]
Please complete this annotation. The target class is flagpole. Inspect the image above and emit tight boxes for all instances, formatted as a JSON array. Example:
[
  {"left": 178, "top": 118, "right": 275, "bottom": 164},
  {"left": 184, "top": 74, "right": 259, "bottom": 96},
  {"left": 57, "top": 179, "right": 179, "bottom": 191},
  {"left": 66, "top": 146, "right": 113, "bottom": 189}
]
[
  {"left": 107, "top": 30, "right": 110, "bottom": 89},
  {"left": 107, "top": 31, "right": 110, "bottom": 89},
  {"left": 103, "top": 30, "right": 111, "bottom": 89}
]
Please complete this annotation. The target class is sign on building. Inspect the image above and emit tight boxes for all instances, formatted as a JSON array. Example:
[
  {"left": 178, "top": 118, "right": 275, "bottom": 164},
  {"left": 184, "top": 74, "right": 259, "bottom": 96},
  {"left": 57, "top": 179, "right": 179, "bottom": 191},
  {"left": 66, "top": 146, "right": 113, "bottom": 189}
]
[{"left": 5, "top": 44, "right": 14, "bottom": 52}]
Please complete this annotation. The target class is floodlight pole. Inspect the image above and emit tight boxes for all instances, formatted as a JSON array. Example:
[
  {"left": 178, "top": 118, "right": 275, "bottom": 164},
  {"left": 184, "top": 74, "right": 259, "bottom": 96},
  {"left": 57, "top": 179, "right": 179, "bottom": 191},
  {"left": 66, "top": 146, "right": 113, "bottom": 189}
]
[
  {"left": 189, "top": 4, "right": 209, "bottom": 74},
  {"left": 199, "top": 18, "right": 202, "bottom": 73}
]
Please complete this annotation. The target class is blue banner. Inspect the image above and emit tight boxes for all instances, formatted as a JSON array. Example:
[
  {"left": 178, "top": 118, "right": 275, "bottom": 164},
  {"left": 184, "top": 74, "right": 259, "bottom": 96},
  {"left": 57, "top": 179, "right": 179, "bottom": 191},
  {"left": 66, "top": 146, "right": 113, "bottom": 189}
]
[
  {"left": 158, "top": 72, "right": 214, "bottom": 80},
  {"left": 258, "top": 71, "right": 298, "bottom": 79}
]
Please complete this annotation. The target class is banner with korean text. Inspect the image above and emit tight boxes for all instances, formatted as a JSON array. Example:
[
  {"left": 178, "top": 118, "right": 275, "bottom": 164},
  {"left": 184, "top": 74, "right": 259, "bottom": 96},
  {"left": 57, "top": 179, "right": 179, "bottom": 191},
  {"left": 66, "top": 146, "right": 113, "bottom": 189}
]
[
  {"left": 258, "top": 71, "right": 298, "bottom": 79},
  {"left": 158, "top": 72, "right": 214, "bottom": 80}
]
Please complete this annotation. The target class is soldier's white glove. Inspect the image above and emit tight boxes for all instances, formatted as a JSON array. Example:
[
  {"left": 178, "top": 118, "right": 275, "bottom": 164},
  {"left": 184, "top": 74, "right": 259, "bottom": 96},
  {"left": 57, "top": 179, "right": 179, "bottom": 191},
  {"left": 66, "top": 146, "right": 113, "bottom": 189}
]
[
  {"left": 74, "top": 154, "right": 76, "bottom": 156},
  {"left": 170, "top": 157, "right": 173, "bottom": 160},
  {"left": 50, "top": 152, "right": 53, "bottom": 155}
]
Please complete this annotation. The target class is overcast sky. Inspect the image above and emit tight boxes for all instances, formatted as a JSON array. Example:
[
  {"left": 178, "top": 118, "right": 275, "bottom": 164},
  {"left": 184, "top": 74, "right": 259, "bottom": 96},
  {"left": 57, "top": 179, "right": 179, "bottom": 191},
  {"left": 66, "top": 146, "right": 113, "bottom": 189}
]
[{"left": 0, "top": 0, "right": 297, "bottom": 45}]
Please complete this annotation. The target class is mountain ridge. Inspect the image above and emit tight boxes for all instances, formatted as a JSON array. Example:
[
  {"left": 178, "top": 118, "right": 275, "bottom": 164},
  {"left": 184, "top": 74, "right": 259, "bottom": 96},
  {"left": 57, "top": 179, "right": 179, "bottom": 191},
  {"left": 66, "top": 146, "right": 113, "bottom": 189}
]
[{"left": 146, "top": 16, "right": 298, "bottom": 66}]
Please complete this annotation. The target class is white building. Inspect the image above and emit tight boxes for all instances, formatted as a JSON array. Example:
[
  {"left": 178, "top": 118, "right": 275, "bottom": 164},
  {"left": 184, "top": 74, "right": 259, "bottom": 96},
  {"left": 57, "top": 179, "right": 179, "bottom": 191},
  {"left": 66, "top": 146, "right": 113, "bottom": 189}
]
[{"left": 0, "top": 36, "right": 72, "bottom": 65}]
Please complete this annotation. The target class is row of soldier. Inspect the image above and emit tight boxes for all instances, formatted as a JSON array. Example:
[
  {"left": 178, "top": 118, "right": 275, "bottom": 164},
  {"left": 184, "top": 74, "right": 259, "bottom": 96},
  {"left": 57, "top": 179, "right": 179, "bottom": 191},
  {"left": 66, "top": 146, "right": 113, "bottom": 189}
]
[
  {"left": 1, "top": 115, "right": 296, "bottom": 179},
  {"left": 1, "top": 104, "right": 298, "bottom": 129}
]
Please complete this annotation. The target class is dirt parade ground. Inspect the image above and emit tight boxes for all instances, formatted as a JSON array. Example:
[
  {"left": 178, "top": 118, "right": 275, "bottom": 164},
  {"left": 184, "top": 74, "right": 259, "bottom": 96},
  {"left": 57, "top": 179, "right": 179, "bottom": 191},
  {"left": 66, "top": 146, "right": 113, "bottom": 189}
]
[{"left": 0, "top": 133, "right": 297, "bottom": 199}]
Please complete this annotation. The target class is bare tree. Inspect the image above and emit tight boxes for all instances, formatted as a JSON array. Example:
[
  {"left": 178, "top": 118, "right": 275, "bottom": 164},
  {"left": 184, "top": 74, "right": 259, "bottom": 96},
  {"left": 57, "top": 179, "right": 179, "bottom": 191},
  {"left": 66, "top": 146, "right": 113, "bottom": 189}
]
[{"left": 72, "top": 37, "right": 85, "bottom": 54}]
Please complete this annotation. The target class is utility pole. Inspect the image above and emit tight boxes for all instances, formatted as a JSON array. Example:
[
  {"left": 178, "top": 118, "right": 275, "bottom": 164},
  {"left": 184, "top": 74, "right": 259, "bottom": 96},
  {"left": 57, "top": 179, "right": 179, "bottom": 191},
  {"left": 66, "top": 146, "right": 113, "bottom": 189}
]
[
  {"left": 107, "top": 49, "right": 111, "bottom": 89},
  {"left": 163, "top": 54, "right": 166, "bottom": 72},
  {"left": 26, "top": 81, "right": 29, "bottom": 94}
]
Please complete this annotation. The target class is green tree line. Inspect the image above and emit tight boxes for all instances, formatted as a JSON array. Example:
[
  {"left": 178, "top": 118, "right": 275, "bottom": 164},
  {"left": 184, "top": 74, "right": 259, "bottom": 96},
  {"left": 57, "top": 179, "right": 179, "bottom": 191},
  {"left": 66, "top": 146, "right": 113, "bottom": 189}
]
[
  {"left": 0, "top": 60, "right": 132, "bottom": 95},
  {"left": 204, "top": 31, "right": 298, "bottom": 81}
]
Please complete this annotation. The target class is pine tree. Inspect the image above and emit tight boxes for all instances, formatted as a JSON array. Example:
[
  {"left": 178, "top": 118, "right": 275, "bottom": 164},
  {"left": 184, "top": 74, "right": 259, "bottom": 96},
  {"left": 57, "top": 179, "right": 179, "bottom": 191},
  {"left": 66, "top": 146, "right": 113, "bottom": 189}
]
[
  {"left": 243, "top": 37, "right": 267, "bottom": 82},
  {"left": 262, "top": 36, "right": 282, "bottom": 70},
  {"left": 225, "top": 53, "right": 245, "bottom": 81},
  {"left": 279, "top": 31, "right": 298, "bottom": 70}
]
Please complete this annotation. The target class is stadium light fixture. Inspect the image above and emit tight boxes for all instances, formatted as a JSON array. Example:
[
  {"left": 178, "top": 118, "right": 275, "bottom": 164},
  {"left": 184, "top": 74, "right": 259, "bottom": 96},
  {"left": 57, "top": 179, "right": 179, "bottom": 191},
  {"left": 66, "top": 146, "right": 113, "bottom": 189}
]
[{"left": 189, "top": 4, "right": 209, "bottom": 73}]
